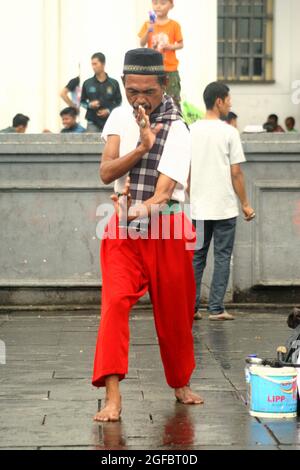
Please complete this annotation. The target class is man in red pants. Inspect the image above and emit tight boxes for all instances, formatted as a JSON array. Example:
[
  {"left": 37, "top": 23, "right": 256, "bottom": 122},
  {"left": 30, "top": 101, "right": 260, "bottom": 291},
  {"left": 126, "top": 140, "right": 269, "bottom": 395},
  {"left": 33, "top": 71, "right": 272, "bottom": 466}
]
[{"left": 93, "top": 49, "right": 204, "bottom": 422}]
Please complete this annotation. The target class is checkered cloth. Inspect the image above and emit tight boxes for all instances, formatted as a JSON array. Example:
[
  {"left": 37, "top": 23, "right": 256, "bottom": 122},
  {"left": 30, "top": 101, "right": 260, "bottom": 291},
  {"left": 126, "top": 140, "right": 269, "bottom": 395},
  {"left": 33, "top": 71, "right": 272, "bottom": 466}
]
[{"left": 129, "top": 96, "right": 183, "bottom": 205}]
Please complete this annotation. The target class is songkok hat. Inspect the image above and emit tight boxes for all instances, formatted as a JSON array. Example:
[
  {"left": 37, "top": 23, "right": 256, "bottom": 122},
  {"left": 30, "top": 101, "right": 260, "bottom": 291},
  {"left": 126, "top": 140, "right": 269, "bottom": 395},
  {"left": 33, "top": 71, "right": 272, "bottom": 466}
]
[{"left": 123, "top": 48, "right": 165, "bottom": 75}]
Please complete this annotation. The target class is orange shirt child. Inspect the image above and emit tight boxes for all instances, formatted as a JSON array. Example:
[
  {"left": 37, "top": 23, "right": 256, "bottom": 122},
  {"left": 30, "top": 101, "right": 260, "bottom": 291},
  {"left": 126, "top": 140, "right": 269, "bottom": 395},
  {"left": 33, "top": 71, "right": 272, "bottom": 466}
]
[{"left": 138, "top": 20, "right": 183, "bottom": 73}]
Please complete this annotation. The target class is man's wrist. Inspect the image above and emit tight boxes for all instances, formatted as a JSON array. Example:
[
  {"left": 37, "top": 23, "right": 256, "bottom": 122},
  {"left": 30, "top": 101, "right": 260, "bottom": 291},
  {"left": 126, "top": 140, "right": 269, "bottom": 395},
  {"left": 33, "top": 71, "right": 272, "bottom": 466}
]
[
  {"left": 137, "top": 143, "right": 150, "bottom": 156},
  {"left": 128, "top": 203, "right": 149, "bottom": 221}
]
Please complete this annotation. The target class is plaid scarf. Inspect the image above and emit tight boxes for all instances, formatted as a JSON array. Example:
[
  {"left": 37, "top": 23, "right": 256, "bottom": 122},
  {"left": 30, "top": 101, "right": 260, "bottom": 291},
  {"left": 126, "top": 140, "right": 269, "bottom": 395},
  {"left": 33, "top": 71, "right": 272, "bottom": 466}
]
[{"left": 129, "top": 96, "right": 182, "bottom": 205}]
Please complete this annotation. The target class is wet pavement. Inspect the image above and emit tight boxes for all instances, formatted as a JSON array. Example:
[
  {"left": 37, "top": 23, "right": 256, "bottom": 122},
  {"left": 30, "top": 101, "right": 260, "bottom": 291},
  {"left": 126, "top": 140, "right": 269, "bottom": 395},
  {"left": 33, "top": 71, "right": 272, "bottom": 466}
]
[{"left": 0, "top": 311, "right": 299, "bottom": 450}]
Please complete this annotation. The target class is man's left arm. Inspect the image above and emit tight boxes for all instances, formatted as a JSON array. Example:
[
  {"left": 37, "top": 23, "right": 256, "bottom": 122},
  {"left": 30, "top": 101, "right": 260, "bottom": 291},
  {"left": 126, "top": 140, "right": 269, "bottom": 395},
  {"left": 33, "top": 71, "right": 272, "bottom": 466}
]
[
  {"left": 229, "top": 129, "right": 255, "bottom": 222},
  {"left": 113, "top": 120, "right": 190, "bottom": 221},
  {"left": 108, "top": 81, "right": 122, "bottom": 113},
  {"left": 80, "top": 82, "right": 89, "bottom": 110},
  {"left": 112, "top": 175, "right": 177, "bottom": 222},
  {"left": 99, "top": 82, "right": 123, "bottom": 119},
  {"left": 128, "top": 118, "right": 191, "bottom": 220},
  {"left": 128, "top": 174, "right": 177, "bottom": 221}
]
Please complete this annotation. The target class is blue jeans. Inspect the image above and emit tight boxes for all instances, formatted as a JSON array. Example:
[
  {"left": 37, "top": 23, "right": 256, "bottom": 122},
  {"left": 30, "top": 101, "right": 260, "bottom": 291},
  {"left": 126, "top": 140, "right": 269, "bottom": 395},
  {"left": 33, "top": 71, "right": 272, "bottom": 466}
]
[{"left": 193, "top": 218, "right": 237, "bottom": 315}]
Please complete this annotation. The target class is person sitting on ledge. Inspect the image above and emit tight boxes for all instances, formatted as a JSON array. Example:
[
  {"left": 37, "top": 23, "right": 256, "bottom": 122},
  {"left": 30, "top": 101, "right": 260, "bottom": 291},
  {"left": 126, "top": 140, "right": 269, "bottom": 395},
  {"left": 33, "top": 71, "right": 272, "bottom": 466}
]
[
  {"left": 263, "top": 114, "right": 285, "bottom": 133},
  {"left": 60, "top": 107, "right": 86, "bottom": 134},
  {"left": 0, "top": 114, "right": 30, "bottom": 133},
  {"left": 225, "top": 111, "right": 238, "bottom": 129},
  {"left": 285, "top": 116, "right": 298, "bottom": 133},
  {"left": 43, "top": 108, "right": 86, "bottom": 134}
]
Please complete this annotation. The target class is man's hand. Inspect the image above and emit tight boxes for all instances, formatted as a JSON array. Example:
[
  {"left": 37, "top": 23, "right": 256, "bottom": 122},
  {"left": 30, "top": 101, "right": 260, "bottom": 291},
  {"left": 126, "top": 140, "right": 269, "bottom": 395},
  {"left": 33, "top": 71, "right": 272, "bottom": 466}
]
[
  {"left": 111, "top": 177, "right": 149, "bottom": 223},
  {"left": 89, "top": 100, "right": 101, "bottom": 109},
  {"left": 97, "top": 109, "right": 110, "bottom": 119},
  {"left": 111, "top": 177, "right": 132, "bottom": 223},
  {"left": 243, "top": 203, "right": 256, "bottom": 222},
  {"left": 136, "top": 106, "right": 163, "bottom": 152},
  {"left": 231, "top": 165, "right": 255, "bottom": 222}
]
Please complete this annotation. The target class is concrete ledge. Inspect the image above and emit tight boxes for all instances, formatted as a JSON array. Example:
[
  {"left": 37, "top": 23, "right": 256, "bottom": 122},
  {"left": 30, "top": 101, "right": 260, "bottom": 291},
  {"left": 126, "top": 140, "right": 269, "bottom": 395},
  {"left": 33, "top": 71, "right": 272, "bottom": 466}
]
[
  {"left": 0, "top": 133, "right": 300, "bottom": 307},
  {"left": 0, "top": 303, "right": 296, "bottom": 316},
  {"left": 242, "top": 132, "right": 300, "bottom": 155},
  {"left": 0, "top": 133, "right": 104, "bottom": 155}
]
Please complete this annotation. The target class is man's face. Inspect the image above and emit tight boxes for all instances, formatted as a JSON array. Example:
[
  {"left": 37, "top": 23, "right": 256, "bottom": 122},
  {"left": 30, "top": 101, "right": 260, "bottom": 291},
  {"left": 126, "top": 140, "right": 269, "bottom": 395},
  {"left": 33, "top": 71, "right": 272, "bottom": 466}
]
[
  {"left": 15, "top": 125, "right": 27, "bottom": 134},
  {"left": 124, "top": 75, "right": 165, "bottom": 116},
  {"left": 286, "top": 119, "right": 294, "bottom": 131},
  {"left": 61, "top": 114, "right": 77, "bottom": 129},
  {"left": 152, "top": 0, "right": 173, "bottom": 18},
  {"left": 268, "top": 116, "right": 277, "bottom": 126},
  {"left": 217, "top": 95, "right": 232, "bottom": 118},
  {"left": 92, "top": 59, "right": 105, "bottom": 75}
]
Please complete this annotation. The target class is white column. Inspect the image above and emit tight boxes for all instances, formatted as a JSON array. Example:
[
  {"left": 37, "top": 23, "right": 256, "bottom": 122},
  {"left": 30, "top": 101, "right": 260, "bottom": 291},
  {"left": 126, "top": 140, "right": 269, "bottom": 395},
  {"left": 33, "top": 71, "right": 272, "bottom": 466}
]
[
  {"left": 66, "top": 0, "right": 138, "bottom": 81},
  {"left": 0, "top": 0, "right": 218, "bottom": 132},
  {"left": 0, "top": 0, "right": 45, "bottom": 132},
  {"left": 42, "top": 0, "right": 61, "bottom": 132},
  {"left": 135, "top": 0, "right": 150, "bottom": 36},
  {"left": 174, "top": 0, "right": 217, "bottom": 109}
]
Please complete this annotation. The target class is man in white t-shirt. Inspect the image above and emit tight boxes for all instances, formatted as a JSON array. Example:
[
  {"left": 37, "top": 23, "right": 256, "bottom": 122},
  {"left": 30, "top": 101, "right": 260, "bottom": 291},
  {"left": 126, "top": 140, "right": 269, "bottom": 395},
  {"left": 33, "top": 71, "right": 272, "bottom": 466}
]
[
  {"left": 190, "top": 82, "right": 255, "bottom": 322},
  {"left": 92, "top": 49, "right": 204, "bottom": 423}
]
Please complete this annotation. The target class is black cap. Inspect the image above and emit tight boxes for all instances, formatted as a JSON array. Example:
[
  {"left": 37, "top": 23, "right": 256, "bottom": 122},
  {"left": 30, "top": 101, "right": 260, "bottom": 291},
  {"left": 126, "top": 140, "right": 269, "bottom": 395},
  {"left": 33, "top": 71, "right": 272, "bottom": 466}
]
[{"left": 123, "top": 48, "right": 165, "bottom": 75}]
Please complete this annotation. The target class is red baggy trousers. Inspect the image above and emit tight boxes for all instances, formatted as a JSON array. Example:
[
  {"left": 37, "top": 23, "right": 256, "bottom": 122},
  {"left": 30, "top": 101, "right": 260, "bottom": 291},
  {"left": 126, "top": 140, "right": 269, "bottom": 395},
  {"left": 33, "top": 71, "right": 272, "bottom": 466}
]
[{"left": 92, "top": 212, "right": 196, "bottom": 389}]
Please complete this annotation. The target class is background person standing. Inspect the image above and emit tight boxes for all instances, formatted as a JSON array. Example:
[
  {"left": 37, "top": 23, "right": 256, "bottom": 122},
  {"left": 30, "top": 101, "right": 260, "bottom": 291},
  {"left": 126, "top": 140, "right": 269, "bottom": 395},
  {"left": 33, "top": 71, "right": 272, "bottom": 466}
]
[
  {"left": 190, "top": 82, "right": 255, "bottom": 322},
  {"left": 60, "top": 76, "right": 81, "bottom": 110},
  {"left": 81, "top": 53, "right": 122, "bottom": 133}
]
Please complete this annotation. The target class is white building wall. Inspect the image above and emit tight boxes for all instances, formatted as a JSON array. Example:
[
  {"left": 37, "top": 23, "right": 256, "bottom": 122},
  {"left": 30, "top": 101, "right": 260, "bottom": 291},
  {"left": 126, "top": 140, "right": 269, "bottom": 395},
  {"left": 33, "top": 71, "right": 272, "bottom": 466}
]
[
  {"left": 0, "top": 0, "right": 45, "bottom": 132},
  {"left": 231, "top": 0, "right": 300, "bottom": 132},
  {"left": 0, "top": 0, "right": 216, "bottom": 133},
  {"left": 1, "top": 0, "right": 299, "bottom": 134}
]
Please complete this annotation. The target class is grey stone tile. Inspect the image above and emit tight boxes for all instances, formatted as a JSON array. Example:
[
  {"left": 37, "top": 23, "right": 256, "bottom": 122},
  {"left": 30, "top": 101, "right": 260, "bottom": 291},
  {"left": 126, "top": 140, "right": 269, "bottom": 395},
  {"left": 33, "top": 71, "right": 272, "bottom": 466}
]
[
  {"left": 0, "top": 447, "right": 39, "bottom": 450},
  {"left": 279, "top": 445, "right": 300, "bottom": 450},
  {"left": 0, "top": 401, "right": 97, "bottom": 447},
  {"left": 259, "top": 419, "right": 300, "bottom": 446},
  {"left": 39, "top": 446, "right": 96, "bottom": 450},
  {"left": 95, "top": 417, "right": 274, "bottom": 448},
  {"left": 0, "top": 312, "right": 297, "bottom": 450}
]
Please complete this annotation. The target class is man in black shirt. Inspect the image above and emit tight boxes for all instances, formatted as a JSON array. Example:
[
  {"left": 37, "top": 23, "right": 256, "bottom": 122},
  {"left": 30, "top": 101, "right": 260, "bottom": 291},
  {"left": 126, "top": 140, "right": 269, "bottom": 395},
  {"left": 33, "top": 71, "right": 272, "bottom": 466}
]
[{"left": 81, "top": 53, "right": 122, "bottom": 133}]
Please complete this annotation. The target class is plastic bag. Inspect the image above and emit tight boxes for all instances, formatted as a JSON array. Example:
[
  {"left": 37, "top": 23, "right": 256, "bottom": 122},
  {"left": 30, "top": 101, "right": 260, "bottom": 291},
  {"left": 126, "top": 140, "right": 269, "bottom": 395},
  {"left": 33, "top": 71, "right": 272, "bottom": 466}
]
[{"left": 182, "top": 101, "right": 204, "bottom": 126}]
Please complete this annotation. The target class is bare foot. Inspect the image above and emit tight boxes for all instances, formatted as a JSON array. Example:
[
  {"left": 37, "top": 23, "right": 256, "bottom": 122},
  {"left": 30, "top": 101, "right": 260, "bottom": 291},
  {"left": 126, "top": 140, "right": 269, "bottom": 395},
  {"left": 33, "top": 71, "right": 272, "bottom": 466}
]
[
  {"left": 94, "top": 397, "right": 122, "bottom": 423},
  {"left": 175, "top": 386, "right": 204, "bottom": 405}
]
